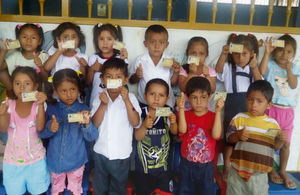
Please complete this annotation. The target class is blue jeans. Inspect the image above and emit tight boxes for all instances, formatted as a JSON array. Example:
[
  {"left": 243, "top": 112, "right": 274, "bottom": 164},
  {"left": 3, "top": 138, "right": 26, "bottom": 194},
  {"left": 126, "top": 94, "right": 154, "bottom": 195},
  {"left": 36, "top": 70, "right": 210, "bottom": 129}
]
[
  {"left": 93, "top": 152, "right": 130, "bottom": 195},
  {"left": 179, "top": 158, "right": 214, "bottom": 195}
]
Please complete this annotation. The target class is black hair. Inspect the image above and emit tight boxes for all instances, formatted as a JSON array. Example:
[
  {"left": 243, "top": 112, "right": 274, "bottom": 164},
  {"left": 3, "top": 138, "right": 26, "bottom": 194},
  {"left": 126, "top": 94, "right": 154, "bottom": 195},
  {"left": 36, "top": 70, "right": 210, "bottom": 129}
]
[
  {"left": 144, "top": 78, "right": 169, "bottom": 97},
  {"left": 273, "top": 34, "right": 297, "bottom": 57},
  {"left": 246, "top": 80, "right": 274, "bottom": 102},
  {"left": 52, "top": 22, "right": 85, "bottom": 48},
  {"left": 227, "top": 33, "right": 259, "bottom": 73},
  {"left": 11, "top": 66, "right": 40, "bottom": 99},
  {"left": 185, "top": 36, "right": 209, "bottom": 56},
  {"left": 101, "top": 58, "right": 128, "bottom": 77},
  {"left": 52, "top": 68, "right": 85, "bottom": 102},
  {"left": 93, "top": 23, "right": 123, "bottom": 54},
  {"left": 145, "top": 24, "right": 168, "bottom": 40},
  {"left": 15, "top": 23, "right": 44, "bottom": 52},
  {"left": 185, "top": 77, "right": 211, "bottom": 97}
]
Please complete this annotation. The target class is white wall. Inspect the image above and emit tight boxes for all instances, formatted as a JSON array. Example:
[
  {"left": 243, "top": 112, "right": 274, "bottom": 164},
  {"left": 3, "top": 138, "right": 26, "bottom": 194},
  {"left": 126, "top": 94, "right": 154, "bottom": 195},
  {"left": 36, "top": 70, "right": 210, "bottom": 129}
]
[{"left": 0, "top": 22, "right": 299, "bottom": 170}]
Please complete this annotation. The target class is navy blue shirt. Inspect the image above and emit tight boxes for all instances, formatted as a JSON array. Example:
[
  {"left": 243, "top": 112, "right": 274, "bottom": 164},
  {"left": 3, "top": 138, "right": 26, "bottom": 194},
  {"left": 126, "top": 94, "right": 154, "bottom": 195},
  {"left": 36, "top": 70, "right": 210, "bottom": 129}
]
[
  {"left": 135, "top": 106, "right": 171, "bottom": 174},
  {"left": 39, "top": 101, "right": 98, "bottom": 173}
]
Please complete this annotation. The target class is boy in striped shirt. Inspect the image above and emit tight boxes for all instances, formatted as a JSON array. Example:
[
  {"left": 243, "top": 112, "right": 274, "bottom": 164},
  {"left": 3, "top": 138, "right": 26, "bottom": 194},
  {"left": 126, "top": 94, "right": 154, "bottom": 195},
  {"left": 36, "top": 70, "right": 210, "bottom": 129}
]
[{"left": 226, "top": 80, "right": 287, "bottom": 195}]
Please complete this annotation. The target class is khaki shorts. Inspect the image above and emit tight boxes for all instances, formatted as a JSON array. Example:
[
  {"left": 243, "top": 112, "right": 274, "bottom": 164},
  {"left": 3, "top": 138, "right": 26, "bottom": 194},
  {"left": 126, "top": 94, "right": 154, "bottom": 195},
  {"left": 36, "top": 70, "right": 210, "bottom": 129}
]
[{"left": 226, "top": 167, "right": 268, "bottom": 195}]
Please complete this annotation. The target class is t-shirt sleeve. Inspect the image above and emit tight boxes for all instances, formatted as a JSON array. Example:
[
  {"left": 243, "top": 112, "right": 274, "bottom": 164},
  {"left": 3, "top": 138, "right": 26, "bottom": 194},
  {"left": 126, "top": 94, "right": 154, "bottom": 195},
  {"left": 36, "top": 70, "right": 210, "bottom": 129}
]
[
  {"left": 129, "top": 93, "right": 142, "bottom": 128},
  {"left": 129, "top": 57, "right": 140, "bottom": 77},
  {"left": 208, "top": 66, "right": 217, "bottom": 77},
  {"left": 292, "top": 63, "right": 300, "bottom": 76},
  {"left": 216, "top": 62, "right": 229, "bottom": 82},
  {"left": 226, "top": 119, "right": 237, "bottom": 142},
  {"left": 88, "top": 55, "right": 97, "bottom": 67},
  {"left": 179, "top": 66, "right": 188, "bottom": 77}
]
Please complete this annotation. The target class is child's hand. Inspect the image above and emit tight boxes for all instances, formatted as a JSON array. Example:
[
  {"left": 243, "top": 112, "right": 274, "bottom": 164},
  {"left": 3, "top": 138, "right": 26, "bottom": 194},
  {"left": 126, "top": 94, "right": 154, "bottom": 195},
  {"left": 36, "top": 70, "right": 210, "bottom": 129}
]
[
  {"left": 264, "top": 37, "right": 276, "bottom": 55},
  {"left": 176, "top": 92, "right": 185, "bottom": 110},
  {"left": 277, "top": 130, "right": 287, "bottom": 142},
  {"left": 168, "top": 113, "right": 177, "bottom": 125},
  {"left": 57, "top": 39, "right": 67, "bottom": 53},
  {"left": 36, "top": 92, "right": 47, "bottom": 105},
  {"left": 237, "top": 127, "right": 249, "bottom": 141},
  {"left": 75, "top": 56, "right": 88, "bottom": 67},
  {"left": 50, "top": 115, "right": 59, "bottom": 133},
  {"left": 215, "top": 98, "right": 224, "bottom": 112},
  {"left": 249, "top": 53, "right": 258, "bottom": 69},
  {"left": 0, "top": 97, "right": 9, "bottom": 116},
  {"left": 120, "top": 86, "right": 129, "bottom": 102},
  {"left": 79, "top": 110, "right": 91, "bottom": 126},
  {"left": 189, "top": 63, "right": 197, "bottom": 74},
  {"left": 172, "top": 59, "right": 180, "bottom": 74},
  {"left": 99, "top": 89, "right": 109, "bottom": 105},
  {"left": 222, "top": 45, "right": 230, "bottom": 55},
  {"left": 136, "top": 63, "right": 143, "bottom": 79},
  {"left": 0, "top": 38, "right": 8, "bottom": 51},
  {"left": 33, "top": 51, "right": 42, "bottom": 67},
  {"left": 91, "top": 58, "right": 102, "bottom": 72},
  {"left": 120, "top": 48, "right": 128, "bottom": 60},
  {"left": 143, "top": 112, "right": 154, "bottom": 129}
]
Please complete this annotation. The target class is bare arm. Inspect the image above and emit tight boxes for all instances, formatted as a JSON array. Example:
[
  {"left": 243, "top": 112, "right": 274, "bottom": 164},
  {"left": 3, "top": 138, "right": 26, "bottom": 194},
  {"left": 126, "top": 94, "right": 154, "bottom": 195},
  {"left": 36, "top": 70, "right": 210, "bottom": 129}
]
[
  {"left": 135, "top": 113, "right": 153, "bottom": 141},
  {"left": 92, "top": 103, "right": 107, "bottom": 127},
  {"left": 215, "top": 45, "right": 229, "bottom": 73},
  {"left": 36, "top": 92, "right": 47, "bottom": 131},
  {"left": 211, "top": 99, "right": 224, "bottom": 139},
  {"left": 169, "top": 113, "right": 178, "bottom": 135},
  {"left": 0, "top": 40, "right": 8, "bottom": 71},
  {"left": 259, "top": 37, "right": 275, "bottom": 76},
  {"left": 0, "top": 98, "right": 9, "bottom": 132},
  {"left": 286, "top": 62, "right": 298, "bottom": 89},
  {"left": 43, "top": 50, "right": 62, "bottom": 72},
  {"left": 177, "top": 92, "right": 187, "bottom": 134}
]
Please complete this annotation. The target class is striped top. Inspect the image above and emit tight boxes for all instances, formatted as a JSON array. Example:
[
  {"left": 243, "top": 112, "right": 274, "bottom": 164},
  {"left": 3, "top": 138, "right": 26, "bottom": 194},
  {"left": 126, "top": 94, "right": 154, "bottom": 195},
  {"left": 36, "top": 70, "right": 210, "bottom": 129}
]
[{"left": 226, "top": 112, "right": 281, "bottom": 181}]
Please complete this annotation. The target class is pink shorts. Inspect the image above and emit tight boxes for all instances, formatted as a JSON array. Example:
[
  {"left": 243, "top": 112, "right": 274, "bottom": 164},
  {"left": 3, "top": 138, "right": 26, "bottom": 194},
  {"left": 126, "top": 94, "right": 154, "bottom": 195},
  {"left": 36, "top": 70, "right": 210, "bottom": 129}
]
[
  {"left": 266, "top": 105, "right": 294, "bottom": 142},
  {"left": 50, "top": 165, "right": 85, "bottom": 195}
]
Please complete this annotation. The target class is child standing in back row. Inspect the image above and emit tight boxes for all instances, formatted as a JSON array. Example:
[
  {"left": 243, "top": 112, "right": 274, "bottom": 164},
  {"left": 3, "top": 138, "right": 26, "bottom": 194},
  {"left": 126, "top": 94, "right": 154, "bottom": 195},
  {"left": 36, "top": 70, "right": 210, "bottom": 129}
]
[
  {"left": 87, "top": 23, "right": 128, "bottom": 107},
  {"left": 259, "top": 34, "right": 299, "bottom": 189},
  {"left": 129, "top": 24, "right": 180, "bottom": 108},
  {"left": 177, "top": 77, "right": 224, "bottom": 195},
  {"left": 215, "top": 33, "right": 261, "bottom": 181},
  {"left": 44, "top": 22, "right": 88, "bottom": 77}
]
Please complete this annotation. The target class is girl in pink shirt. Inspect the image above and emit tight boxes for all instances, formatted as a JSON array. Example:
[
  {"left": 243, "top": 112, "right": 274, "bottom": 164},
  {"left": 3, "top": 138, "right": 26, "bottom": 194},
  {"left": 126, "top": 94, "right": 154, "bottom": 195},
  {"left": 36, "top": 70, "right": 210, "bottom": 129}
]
[{"left": 0, "top": 66, "right": 50, "bottom": 195}]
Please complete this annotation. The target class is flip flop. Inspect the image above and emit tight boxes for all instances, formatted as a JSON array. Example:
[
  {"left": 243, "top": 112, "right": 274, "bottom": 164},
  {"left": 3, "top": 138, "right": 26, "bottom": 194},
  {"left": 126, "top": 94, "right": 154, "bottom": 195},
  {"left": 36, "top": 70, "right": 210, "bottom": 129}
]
[
  {"left": 285, "top": 178, "right": 297, "bottom": 190},
  {"left": 269, "top": 173, "right": 284, "bottom": 184}
]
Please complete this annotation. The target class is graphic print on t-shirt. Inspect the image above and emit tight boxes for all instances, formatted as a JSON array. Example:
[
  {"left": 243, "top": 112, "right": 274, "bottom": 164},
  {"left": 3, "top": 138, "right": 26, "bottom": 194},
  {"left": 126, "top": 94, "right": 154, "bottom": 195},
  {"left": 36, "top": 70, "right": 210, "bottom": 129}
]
[{"left": 186, "top": 123, "right": 210, "bottom": 163}]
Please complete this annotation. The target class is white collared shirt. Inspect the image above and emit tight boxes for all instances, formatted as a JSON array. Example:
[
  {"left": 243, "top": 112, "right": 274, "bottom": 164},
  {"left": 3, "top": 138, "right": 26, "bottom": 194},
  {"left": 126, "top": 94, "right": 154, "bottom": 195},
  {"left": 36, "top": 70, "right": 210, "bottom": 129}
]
[
  {"left": 129, "top": 51, "right": 175, "bottom": 107},
  {"left": 91, "top": 92, "right": 142, "bottom": 160},
  {"left": 217, "top": 62, "right": 253, "bottom": 93}
]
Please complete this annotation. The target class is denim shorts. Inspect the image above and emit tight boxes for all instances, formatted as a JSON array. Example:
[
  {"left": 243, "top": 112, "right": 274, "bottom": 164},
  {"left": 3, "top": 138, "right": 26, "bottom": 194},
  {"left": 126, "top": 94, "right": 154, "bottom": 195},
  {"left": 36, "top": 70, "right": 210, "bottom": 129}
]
[{"left": 3, "top": 158, "right": 50, "bottom": 195}]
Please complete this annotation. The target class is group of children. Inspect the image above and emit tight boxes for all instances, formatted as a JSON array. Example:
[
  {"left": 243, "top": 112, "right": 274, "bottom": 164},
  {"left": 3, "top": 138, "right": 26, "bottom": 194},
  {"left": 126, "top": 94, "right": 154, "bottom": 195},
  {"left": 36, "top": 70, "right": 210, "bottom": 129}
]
[{"left": 0, "top": 21, "right": 298, "bottom": 195}]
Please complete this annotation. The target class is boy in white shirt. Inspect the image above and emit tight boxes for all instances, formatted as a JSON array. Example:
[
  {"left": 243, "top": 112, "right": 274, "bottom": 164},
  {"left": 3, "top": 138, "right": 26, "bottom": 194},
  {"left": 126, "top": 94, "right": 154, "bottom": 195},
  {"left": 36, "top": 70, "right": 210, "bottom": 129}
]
[
  {"left": 91, "top": 58, "right": 142, "bottom": 195},
  {"left": 129, "top": 24, "right": 180, "bottom": 107}
]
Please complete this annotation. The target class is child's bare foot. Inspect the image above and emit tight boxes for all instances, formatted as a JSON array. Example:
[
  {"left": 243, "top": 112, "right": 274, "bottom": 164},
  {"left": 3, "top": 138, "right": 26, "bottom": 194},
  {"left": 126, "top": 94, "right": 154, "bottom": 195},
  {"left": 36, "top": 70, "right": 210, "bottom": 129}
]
[
  {"left": 222, "top": 167, "right": 229, "bottom": 182},
  {"left": 269, "top": 169, "right": 284, "bottom": 184},
  {"left": 280, "top": 171, "right": 296, "bottom": 189}
]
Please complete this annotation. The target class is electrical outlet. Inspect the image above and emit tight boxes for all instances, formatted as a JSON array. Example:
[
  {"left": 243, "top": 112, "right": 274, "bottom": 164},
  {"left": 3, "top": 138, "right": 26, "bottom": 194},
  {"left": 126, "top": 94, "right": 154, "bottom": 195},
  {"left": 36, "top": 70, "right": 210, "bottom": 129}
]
[{"left": 97, "top": 3, "right": 106, "bottom": 17}]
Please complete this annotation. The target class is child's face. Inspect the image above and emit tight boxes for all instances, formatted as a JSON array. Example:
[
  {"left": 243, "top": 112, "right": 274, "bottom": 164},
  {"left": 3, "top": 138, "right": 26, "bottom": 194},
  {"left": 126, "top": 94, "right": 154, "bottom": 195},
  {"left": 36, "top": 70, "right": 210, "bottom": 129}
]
[
  {"left": 13, "top": 72, "right": 38, "bottom": 99},
  {"left": 274, "top": 44, "right": 295, "bottom": 66},
  {"left": 246, "top": 90, "right": 271, "bottom": 116},
  {"left": 188, "top": 90, "right": 210, "bottom": 115},
  {"left": 232, "top": 48, "right": 253, "bottom": 68},
  {"left": 98, "top": 30, "right": 115, "bottom": 57},
  {"left": 58, "top": 28, "right": 79, "bottom": 49},
  {"left": 144, "top": 32, "right": 169, "bottom": 59},
  {"left": 55, "top": 81, "right": 79, "bottom": 106},
  {"left": 19, "top": 27, "right": 41, "bottom": 52},
  {"left": 187, "top": 42, "right": 207, "bottom": 64},
  {"left": 101, "top": 68, "right": 128, "bottom": 94},
  {"left": 144, "top": 83, "right": 169, "bottom": 110}
]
